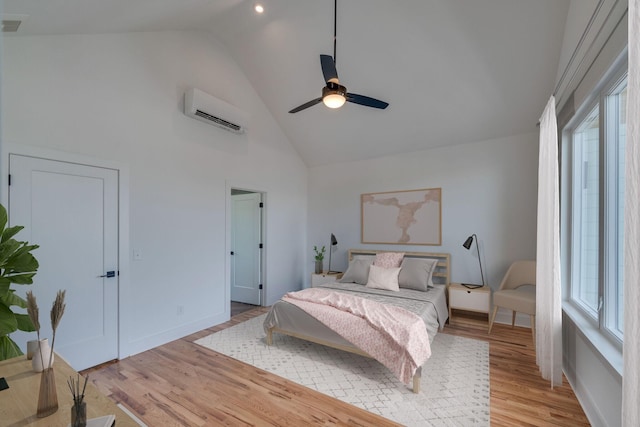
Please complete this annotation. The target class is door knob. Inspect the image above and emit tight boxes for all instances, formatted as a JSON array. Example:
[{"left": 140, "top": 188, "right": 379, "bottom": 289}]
[{"left": 99, "top": 271, "right": 116, "bottom": 278}]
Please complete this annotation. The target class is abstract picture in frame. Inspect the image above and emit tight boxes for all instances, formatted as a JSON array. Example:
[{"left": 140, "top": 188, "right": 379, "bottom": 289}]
[{"left": 361, "top": 187, "right": 442, "bottom": 245}]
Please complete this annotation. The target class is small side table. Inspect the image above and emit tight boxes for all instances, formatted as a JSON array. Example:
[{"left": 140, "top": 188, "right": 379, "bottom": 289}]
[
  {"left": 311, "top": 272, "right": 343, "bottom": 287},
  {"left": 448, "top": 282, "right": 490, "bottom": 325}
]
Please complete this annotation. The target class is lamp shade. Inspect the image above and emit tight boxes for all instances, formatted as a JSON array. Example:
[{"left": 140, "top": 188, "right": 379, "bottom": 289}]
[
  {"left": 331, "top": 233, "right": 338, "bottom": 246},
  {"left": 463, "top": 235, "right": 474, "bottom": 249}
]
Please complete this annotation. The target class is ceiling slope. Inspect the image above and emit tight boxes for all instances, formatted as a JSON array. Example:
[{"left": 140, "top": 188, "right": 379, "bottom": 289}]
[{"left": 1, "top": 0, "right": 570, "bottom": 167}]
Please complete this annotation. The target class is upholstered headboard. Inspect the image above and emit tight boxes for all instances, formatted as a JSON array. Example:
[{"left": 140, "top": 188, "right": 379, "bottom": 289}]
[{"left": 347, "top": 249, "right": 450, "bottom": 286}]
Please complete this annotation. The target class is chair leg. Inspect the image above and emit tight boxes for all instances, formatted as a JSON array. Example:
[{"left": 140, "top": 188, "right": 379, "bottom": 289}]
[
  {"left": 511, "top": 310, "right": 516, "bottom": 327},
  {"left": 530, "top": 315, "right": 536, "bottom": 346},
  {"left": 488, "top": 306, "right": 499, "bottom": 334}
]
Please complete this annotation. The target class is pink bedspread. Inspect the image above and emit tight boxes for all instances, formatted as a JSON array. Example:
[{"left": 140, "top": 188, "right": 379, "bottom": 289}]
[{"left": 282, "top": 288, "right": 431, "bottom": 385}]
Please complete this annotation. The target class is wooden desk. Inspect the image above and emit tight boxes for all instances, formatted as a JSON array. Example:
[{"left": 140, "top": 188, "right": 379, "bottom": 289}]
[{"left": 0, "top": 355, "right": 139, "bottom": 426}]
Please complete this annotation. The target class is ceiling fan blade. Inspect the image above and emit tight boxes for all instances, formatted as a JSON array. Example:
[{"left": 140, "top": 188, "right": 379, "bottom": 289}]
[
  {"left": 320, "top": 54, "right": 339, "bottom": 83},
  {"left": 289, "top": 97, "right": 323, "bottom": 113},
  {"left": 346, "top": 93, "right": 389, "bottom": 109}
]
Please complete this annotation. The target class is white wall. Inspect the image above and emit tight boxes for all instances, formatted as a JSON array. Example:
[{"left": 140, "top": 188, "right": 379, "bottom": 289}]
[
  {"left": 307, "top": 132, "right": 539, "bottom": 289},
  {"left": 563, "top": 313, "right": 623, "bottom": 426},
  {"left": 0, "top": 30, "right": 308, "bottom": 358}
]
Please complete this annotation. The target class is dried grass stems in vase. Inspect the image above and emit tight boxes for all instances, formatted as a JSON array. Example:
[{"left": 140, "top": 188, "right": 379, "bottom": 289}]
[
  {"left": 68, "top": 373, "right": 88, "bottom": 427},
  {"left": 26, "top": 289, "right": 67, "bottom": 418},
  {"left": 26, "top": 291, "right": 43, "bottom": 364},
  {"left": 48, "top": 290, "right": 66, "bottom": 369},
  {"left": 27, "top": 295, "right": 51, "bottom": 371}
]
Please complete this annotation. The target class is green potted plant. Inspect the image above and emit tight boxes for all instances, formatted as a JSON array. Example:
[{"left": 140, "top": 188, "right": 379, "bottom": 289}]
[
  {"left": 313, "top": 245, "right": 326, "bottom": 274},
  {"left": 0, "top": 203, "right": 40, "bottom": 360}
]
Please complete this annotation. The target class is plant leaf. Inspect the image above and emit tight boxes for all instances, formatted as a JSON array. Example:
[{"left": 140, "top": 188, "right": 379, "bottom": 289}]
[
  {"left": 2, "top": 242, "right": 37, "bottom": 260},
  {"left": 15, "top": 313, "right": 35, "bottom": 332},
  {"left": 4, "top": 251, "right": 39, "bottom": 274},
  {"left": 0, "top": 302, "right": 18, "bottom": 336},
  {"left": 0, "top": 239, "right": 21, "bottom": 267},
  {"left": 1, "top": 225, "right": 23, "bottom": 244},
  {"left": 0, "top": 335, "right": 24, "bottom": 359},
  {"left": 0, "top": 289, "right": 28, "bottom": 309},
  {"left": 0, "top": 204, "right": 6, "bottom": 236},
  {"left": 0, "top": 203, "right": 39, "bottom": 361},
  {"left": 0, "top": 279, "right": 9, "bottom": 296},
  {"left": 4, "top": 273, "right": 36, "bottom": 285}
]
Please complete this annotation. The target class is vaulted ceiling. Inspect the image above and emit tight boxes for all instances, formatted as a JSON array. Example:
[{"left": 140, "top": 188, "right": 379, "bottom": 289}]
[{"left": 1, "top": 0, "right": 570, "bottom": 166}]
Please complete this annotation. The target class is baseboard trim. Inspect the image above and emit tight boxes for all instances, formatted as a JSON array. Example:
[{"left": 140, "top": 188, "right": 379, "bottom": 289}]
[{"left": 121, "top": 312, "right": 228, "bottom": 358}]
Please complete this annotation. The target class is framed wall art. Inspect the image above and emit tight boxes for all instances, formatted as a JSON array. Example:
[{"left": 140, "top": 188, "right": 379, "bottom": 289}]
[{"left": 361, "top": 187, "right": 442, "bottom": 245}]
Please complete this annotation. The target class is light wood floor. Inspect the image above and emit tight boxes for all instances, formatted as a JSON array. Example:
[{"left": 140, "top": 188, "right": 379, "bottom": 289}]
[{"left": 83, "top": 308, "right": 590, "bottom": 426}]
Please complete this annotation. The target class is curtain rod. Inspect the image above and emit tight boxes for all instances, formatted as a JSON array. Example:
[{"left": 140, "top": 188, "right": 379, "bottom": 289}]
[
  {"left": 536, "top": 0, "right": 608, "bottom": 127},
  {"left": 553, "top": 0, "right": 607, "bottom": 97}
]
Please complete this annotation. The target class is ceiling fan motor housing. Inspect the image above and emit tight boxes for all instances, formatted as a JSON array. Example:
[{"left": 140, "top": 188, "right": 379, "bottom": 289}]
[{"left": 323, "top": 82, "right": 347, "bottom": 98}]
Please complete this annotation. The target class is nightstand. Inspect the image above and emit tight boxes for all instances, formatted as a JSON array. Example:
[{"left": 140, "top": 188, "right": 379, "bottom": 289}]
[
  {"left": 311, "top": 272, "right": 343, "bottom": 287},
  {"left": 448, "top": 282, "right": 490, "bottom": 324}
]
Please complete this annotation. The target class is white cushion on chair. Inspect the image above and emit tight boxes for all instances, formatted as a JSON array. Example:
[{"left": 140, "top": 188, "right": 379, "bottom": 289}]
[{"left": 493, "top": 284, "right": 535, "bottom": 315}]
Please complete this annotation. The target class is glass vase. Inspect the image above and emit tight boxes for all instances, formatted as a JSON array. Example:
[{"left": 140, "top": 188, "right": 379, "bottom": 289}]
[
  {"left": 36, "top": 367, "right": 59, "bottom": 418},
  {"left": 72, "top": 401, "right": 87, "bottom": 427}
]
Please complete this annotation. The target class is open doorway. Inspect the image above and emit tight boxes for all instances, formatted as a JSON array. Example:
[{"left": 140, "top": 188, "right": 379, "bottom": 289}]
[{"left": 230, "top": 189, "right": 264, "bottom": 316}]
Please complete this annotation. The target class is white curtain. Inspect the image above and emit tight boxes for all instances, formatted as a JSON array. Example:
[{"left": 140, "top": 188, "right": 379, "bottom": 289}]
[
  {"left": 536, "top": 95, "right": 563, "bottom": 387},
  {"left": 622, "top": 0, "right": 640, "bottom": 424}
]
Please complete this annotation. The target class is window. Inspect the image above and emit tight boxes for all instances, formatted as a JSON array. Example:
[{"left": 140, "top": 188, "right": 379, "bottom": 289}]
[
  {"left": 607, "top": 80, "right": 626, "bottom": 338},
  {"left": 564, "top": 71, "right": 626, "bottom": 345},
  {"left": 571, "top": 106, "right": 600, "bottom": 315}
]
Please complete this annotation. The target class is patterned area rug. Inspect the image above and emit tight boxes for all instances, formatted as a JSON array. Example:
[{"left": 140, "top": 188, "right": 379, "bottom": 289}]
[{"left": 195, "top": 314, "right": 490, "bottom": 426}]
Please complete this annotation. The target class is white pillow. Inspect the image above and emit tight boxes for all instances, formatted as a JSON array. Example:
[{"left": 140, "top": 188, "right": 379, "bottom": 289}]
[{"left": 366, "top": 264, "right": 401, "bottom": 292}]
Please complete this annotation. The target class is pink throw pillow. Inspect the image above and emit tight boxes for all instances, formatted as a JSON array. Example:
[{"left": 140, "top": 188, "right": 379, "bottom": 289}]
[{"left": 374, "top": 252, "right": 405, "bottom": 268}]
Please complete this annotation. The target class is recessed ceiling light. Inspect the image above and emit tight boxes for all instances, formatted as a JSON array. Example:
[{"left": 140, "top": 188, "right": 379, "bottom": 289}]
[{"left": 254, "top": 3, "right": 265, "bottom": 14}]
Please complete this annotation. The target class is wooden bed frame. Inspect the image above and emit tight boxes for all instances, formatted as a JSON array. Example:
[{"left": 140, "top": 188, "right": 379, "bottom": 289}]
[
  {"left": 265, "top": 249, "right": 451, "bottom": 393},
  {"left": 346, "top": 249, "right": 451, "bottom": 286}
]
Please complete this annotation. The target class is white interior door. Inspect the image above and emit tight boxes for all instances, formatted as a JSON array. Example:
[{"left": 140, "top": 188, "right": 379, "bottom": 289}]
[
  {"left": 230, "top": 192, "right": 261, "bottom": 305},
  {"left": 9, "top": 154, "right": 119, "bottom": 371}
]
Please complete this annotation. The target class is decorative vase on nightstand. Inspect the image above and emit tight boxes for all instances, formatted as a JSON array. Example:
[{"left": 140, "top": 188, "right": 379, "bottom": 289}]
[{"left": 313, "top": 245, "right": 326, "bottom": 274}]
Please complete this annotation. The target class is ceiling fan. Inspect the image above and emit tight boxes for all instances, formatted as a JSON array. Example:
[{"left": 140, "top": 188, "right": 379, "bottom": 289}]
[{"left": 288, "top": 0, "right": 389, "bottom": 114}]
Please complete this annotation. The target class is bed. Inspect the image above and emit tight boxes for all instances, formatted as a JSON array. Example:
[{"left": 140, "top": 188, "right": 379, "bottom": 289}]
[{"left": 264, "top": 249, "right": 450, "bottom": 393}]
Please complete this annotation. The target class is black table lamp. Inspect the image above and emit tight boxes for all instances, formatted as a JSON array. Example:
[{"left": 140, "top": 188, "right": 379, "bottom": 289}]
[
  {"left": 462, "top": 234, "right": 485, "bottom": 289},
  {"left": 327, "top": 233, "right": 339, "bottom": 273}
]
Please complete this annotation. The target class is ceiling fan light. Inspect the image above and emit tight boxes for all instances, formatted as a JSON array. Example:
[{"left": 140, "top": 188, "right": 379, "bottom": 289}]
[
  {"left": 323, "top": 93, "right": 346, "bottom": 109},
  {"left": 322, "top": 83, "right": 347, "bottom": 109}
]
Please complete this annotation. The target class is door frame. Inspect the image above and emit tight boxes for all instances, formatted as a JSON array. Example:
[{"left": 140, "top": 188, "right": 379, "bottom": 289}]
[
  {"left": 0, "top": 142, "right": 131, "bottom": 359},
  {"left": 226, "top": 181, "right": 266, "bottom": 310}
]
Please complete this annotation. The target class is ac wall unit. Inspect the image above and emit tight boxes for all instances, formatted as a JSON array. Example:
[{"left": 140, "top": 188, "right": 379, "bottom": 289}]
[{"left": 184, "top": 88, "right": 248, "bottom": 134}]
